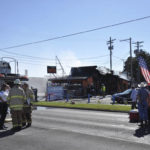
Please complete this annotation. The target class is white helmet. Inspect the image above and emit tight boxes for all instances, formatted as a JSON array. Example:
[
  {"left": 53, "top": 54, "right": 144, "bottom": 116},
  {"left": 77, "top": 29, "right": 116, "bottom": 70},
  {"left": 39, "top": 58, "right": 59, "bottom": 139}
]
[
  {"left": 14, "top": 79, "right": 21, "bottom": 85},
  {"left": 138, "top": 82, "right": 147, "bottom": 88}
]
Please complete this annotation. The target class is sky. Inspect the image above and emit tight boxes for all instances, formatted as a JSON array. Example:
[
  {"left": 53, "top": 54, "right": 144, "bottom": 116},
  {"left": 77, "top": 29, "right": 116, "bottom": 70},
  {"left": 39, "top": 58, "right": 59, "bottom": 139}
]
[{"left": 0, "top": 0, "right": 150, "bottom": 77}]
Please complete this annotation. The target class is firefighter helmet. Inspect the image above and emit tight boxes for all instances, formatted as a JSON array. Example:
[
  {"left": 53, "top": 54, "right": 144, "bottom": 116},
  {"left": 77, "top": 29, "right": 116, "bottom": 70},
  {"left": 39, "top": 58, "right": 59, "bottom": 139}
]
[{"left": 14, "top": 79, "right": 21, "bottom": 85}]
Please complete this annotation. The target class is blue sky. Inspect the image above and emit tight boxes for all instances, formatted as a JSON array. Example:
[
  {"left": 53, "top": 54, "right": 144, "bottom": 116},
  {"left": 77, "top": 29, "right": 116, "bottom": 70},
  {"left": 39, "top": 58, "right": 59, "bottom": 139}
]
[{"left": 0, "top": 0, "right": 150, "bottom": 77}]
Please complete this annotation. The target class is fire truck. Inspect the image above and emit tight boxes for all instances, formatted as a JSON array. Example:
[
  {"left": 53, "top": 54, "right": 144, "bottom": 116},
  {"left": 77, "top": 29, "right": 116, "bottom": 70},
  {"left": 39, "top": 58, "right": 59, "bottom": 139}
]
[{"left": 0, "top": 59, "right": 28, "bottom": 88}]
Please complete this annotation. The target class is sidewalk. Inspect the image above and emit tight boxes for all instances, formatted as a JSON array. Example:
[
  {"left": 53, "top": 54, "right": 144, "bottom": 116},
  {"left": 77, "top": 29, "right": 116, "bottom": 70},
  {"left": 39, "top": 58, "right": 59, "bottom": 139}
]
[
  {"left": 45, "top": 95, "right": 113, "bottom": 104},
  {"left": 4, "top": 111, "right": 12, "bottom": 123},
  {"left": 45, "top": 95, "right": 131, "bottom": 106}
]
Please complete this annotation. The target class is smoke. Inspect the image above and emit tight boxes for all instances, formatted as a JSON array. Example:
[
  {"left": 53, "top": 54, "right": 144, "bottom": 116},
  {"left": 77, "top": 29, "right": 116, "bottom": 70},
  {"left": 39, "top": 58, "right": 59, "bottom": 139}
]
[
  {"left": 57, "top": 50, "right": 94, "bottom": 75},
  {"left": 56, "top": 50, "right": 82, "bottom": 75}
]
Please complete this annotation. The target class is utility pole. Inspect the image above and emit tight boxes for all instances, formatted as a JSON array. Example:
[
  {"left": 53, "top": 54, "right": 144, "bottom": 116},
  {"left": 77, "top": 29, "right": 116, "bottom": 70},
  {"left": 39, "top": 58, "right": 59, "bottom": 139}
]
[
  {"left": 107, "top": 37, "right": 116, "bottom": 71},
  {"left": 120, "top": 38, "right": 133, "bottom": 86},
  {"left": 133, "top": 41, "right": 144, "bottom": 83},
  {"left": 133, "top": 41, "right": 144, "bottom": 52}
]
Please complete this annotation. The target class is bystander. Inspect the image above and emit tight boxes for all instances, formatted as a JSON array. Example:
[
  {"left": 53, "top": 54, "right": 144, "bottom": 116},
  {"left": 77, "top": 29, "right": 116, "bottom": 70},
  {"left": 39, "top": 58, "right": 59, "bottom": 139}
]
[
  {"left": 130, "top": 86, "right": 138, "bottom": 109},
  {"left": 137, "top": 82, "right": 149, "bottom": 127}
]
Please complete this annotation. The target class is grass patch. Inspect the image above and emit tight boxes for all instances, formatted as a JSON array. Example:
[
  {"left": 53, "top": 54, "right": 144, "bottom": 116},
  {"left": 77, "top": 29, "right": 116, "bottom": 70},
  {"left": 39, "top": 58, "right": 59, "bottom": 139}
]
[{"left": 33, "top": 101, "right": 131, "bottom": 112}]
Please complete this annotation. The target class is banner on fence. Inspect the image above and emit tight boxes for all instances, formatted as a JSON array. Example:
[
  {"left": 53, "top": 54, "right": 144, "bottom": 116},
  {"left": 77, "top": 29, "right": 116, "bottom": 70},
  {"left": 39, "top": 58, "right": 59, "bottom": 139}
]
[{"left": 47, "top": 86, "right": 64, "bottom": 101}]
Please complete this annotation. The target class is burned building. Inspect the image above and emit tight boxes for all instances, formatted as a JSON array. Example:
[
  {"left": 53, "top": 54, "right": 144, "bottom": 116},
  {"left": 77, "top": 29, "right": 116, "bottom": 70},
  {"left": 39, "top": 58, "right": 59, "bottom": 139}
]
[
  {"left": 71, "top": 66, "right": 129, "bottom": 95},
  {"left": 47, "top": 66, "right": 130, "bottom": 99}
]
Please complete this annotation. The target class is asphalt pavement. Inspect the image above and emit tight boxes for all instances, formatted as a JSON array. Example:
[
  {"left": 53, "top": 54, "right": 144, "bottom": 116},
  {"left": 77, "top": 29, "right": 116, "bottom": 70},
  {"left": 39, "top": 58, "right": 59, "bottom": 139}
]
[{"left": 1, "top": 108, "right": 150, "bottom": 150}]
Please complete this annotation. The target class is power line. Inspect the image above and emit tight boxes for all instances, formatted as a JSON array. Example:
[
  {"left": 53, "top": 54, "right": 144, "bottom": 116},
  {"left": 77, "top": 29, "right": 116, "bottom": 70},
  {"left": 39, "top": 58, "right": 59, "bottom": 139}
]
[
  {"left": 74, "top": 55, "right": 109, "bottom": 60},
  {"left": 18, "top": 61, "right": 47, "bottom": 66},
  {"left": 16, "top": 55, "right": 109, "bottom": 66},
  {"left": 113, "top": 55, "right": 125, "bottom": 61},
  {"left": 0, "top": 54, "right": 52, "bottom": 63},
  {"left": 0, "top": 50, "right": 55, "bottom": 60},
  {"left": 0, "top": 50, "right": 109, "bottom": 61},
  {"left": 61, "top": 55, "right": 109, "bottom": 61},
  {"left": 0, "top": 15, "right": 150, "bottom": 52},
  {"left": 113, "top": 50, "right": 131, "bottom": 61},
  {"left": 0, "top": 48, "right": 109, "bottom": 61}
]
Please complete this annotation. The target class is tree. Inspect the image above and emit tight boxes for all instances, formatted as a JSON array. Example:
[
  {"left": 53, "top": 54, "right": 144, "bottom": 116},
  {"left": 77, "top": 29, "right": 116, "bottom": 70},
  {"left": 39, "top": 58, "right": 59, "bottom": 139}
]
[{"left": 123, "top": 50, "right": 150, "bottom": 83}]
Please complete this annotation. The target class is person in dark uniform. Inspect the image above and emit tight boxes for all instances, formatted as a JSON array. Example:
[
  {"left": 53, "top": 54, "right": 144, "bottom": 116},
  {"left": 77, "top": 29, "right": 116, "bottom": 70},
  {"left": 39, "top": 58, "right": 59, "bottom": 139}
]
[
  {"left": 137, "top": 82, "right": 149, "bottom": 127},
  {"left": 145, "top": 85, "right": 150, "bottom": 125}
]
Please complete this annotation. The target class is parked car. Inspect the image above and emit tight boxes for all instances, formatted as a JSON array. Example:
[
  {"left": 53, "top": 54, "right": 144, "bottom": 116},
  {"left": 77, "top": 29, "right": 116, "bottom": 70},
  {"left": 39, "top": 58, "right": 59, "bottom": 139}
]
[{"left": 111, "top": 89, "right": 132, "bottom": 104}]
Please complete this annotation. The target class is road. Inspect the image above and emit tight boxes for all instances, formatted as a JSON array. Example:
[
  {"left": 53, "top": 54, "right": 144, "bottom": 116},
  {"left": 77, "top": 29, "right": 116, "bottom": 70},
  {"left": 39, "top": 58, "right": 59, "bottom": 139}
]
[{"left": 0, "top": 108, "right": 150, "bottom": 150}]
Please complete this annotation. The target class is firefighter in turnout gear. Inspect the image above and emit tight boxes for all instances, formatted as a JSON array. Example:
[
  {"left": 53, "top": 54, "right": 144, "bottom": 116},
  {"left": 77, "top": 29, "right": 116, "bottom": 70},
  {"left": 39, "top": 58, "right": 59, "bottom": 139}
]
[
  {"left": 22, "top": 82, "right": 34, "bottom": 127},
  {"left": 7, "top": 79, "right": 26, "bottom": 131}
]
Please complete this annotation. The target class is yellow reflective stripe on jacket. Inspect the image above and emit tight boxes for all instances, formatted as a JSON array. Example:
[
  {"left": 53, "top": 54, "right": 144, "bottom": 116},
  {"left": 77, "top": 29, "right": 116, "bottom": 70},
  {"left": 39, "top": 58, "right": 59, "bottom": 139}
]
[
  {"left": 10, "top": 106, "right": 23, "bottom": 110},
  {"left": 7, "top": 97, "right": 11, "bottom": 100},
  {"left": 10, "top": 105, "right": 23, "bottom": 108},
  {"left": 102, "top": 86, "right": 106, "bottom": 92},
  {"left": 11, "top": 108, "right": 23, "bottom": 110},
  {"left": 30, "top": 95, "right": 34, "bottom": 99},
  {"left": 10, "top": 95, "right": 25, "bottom": 99},
  {"left": 23, "top": 105, "right": 31, "bottom": 108}
]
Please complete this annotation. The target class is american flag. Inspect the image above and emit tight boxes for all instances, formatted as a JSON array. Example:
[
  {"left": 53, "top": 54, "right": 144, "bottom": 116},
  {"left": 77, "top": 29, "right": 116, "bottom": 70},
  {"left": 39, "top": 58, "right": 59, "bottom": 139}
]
[{"left": 138, "top": 56, "right": 150, "bottom": 85}]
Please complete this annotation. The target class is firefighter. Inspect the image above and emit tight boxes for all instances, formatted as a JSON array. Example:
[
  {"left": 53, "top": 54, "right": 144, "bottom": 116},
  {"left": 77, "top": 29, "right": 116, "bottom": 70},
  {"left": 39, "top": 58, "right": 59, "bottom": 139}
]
[
  {"left": 101, "top": 84, "right": 106, "bottom": 98},
  {"left": 22, "top": 82, "right": 34, "bottom": 127},
  {"left": 7, "top": 79, "right": 26, "bottom": 131}
]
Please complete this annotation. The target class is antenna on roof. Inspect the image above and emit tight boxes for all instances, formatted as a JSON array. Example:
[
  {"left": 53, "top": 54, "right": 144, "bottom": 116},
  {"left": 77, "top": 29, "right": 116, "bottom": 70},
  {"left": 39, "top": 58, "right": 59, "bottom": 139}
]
[{"left": 56, "top": 56, "right": 66, "bottom": 77}]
